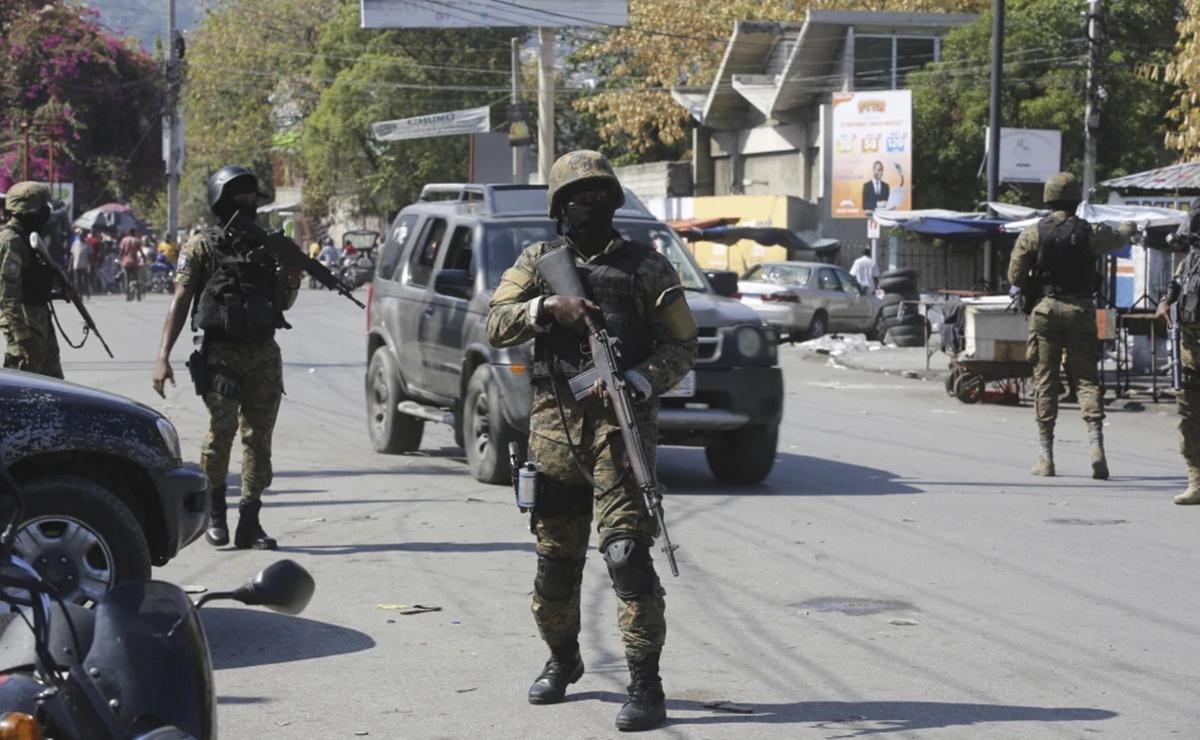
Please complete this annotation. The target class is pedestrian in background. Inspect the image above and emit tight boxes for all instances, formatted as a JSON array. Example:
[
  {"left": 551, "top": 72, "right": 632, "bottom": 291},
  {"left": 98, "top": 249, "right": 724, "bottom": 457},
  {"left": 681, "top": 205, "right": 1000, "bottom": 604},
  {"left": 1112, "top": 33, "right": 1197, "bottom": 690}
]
[
  {"left": 850, "top": 246, "right": 880, "bottom": 293},
  {"left": 68, "top": 227, "right": 92, "bottom": 299},
  {"left": 1007, "top": 172, "right": 1136, "bottom": 479},
  {"left": 119, "top": 228, "right": 142, "bottom": 301}
]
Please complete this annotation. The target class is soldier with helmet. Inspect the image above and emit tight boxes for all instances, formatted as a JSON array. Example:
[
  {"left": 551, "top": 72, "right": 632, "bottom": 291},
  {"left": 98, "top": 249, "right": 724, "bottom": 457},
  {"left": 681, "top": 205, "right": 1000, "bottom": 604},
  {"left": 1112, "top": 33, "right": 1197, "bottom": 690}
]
[
  {"left": 1008, "top": 172, "right": 1137, "bottom": 479},
  {"left": 486, "top": 150, "right": 698, "bottom": 732},
  {"left": 0, "top": 182, "right": 63, "bottom": 378},
  {"left": 151, "top": 165, "right": 303, "bottom": 550},
  {"left": 1155, "top": 198, "right": 1200, "bottom": 504}
]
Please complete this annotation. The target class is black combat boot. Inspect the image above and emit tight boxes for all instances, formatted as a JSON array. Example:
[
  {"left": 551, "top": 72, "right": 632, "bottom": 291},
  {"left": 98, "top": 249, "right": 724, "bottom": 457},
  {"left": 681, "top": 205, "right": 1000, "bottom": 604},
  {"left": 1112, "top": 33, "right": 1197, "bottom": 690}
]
[
  {"left": 233, "top": 499, "right": 277, "bottom": 550},
  {"left": 205, "top": 487, "right": 229, "bottom": 547},
  {"left": 615, "top": 653, "right": 666, "bottom": 732},
  {"left": 527, "top": 642, "right": 584, "bottom": 705}
]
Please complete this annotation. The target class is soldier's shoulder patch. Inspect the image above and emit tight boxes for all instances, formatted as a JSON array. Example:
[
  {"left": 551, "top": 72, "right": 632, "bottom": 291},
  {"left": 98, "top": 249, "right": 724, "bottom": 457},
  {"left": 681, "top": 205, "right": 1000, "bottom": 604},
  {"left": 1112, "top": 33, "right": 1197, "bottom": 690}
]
[
  {"left": 3, "top": 259, "right": 18, "bottom": 280},
  {"left": 176, "top": 253, "right": 189, "bottom": 272}
]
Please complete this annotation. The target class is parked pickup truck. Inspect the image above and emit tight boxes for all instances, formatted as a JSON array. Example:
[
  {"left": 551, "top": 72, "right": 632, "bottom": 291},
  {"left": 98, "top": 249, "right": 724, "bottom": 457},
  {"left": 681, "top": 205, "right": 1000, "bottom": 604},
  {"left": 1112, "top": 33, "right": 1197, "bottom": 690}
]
[
  {"left": 365, "top": 183, "right": 784, "bottom": 485},
  {"left": 0, "top": 370, "right": 209, "bottom": 605}
]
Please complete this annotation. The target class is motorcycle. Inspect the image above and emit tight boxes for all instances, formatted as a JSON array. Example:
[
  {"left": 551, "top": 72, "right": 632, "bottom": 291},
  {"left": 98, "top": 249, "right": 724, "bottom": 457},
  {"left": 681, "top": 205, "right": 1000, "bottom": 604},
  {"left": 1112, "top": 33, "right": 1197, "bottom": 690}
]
[
  {"left": 149, "top": 255, "right": 175, "bottom": 294},
  {"left": 0, "top": 465, "right": 316, "bottom": 739}
]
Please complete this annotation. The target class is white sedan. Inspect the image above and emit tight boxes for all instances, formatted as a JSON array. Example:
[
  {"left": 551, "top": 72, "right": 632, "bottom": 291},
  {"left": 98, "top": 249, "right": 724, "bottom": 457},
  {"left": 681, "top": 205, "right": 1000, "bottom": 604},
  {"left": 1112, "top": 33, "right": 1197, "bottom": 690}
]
[{"left": 737, "top": 261, "right": 883, "bottom": 341}]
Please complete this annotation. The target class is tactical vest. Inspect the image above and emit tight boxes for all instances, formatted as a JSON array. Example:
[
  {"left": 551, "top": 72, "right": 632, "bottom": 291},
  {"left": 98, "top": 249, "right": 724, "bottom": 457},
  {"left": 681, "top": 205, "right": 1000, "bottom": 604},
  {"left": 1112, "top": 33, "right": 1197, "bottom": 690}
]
[
  {"left": 1035, "top": 215, "right": 1095, "bottom": 298},
  {"left": 1178, "top": 249, "right": 1200, "bottom": 323},
  {"left": 1, "top": 224, "right": 55, "bottom": 305},
  {"left": 192, "top": 229, "right": 285, "bottom": 341},
  {"left": 531, "top": 241, "right": 656, "bottom": 380}
]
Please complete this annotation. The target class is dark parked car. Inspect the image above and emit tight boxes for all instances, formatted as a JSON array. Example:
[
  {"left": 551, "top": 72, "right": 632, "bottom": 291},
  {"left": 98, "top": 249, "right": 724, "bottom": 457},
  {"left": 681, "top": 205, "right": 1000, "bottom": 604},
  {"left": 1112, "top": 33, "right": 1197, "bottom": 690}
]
[
  {"left": 0, "top": 370, "right": 209, "bottom": 605},
  {"left": 365, "top": 183, "right": 784, "bottom": 486}
]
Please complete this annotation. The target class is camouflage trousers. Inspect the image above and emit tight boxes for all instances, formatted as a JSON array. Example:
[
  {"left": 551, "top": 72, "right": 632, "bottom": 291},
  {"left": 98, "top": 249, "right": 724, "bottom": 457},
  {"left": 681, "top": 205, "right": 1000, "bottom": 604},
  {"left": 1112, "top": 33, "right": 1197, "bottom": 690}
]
[
  {"left": 1026, "top": 296, "right": 1103, "bottom": 440},
  {"left": 199, "top": 337, "right": 283, "bottom": 502},
  {"left": 3, "top": 310, "right": 63, "bottom": 379},
  {"left": 1176, "top": 324, "right": 1200, "bottom": 472},
  {"left": 528, "top": 375, "right": 666, "bottom": 659}
]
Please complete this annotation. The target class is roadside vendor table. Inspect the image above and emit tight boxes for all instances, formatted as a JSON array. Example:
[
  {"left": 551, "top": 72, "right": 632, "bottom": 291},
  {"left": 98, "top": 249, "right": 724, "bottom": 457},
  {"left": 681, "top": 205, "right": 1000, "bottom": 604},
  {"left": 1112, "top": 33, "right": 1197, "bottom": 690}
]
[{"left": 1115, "top": 310, "right": 1168, "bottom": 402}]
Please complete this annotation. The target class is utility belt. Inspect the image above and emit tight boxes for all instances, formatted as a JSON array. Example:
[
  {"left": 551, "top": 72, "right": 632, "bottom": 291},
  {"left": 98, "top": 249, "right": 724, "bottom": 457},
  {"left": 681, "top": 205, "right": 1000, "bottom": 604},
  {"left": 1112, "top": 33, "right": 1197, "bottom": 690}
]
[{"left": 185, "top": 335, "right": 241, "bottom": 400}]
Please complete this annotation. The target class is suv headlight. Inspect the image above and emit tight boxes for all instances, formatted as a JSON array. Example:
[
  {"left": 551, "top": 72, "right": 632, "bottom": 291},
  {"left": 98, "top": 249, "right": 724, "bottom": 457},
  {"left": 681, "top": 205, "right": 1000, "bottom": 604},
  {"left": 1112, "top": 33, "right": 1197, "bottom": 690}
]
[
  {"left": 156, "top": 417, "right": 182, "bottom": 460},
  {"left": 734, "top": 325, "right": 764, "bottom": 359}
]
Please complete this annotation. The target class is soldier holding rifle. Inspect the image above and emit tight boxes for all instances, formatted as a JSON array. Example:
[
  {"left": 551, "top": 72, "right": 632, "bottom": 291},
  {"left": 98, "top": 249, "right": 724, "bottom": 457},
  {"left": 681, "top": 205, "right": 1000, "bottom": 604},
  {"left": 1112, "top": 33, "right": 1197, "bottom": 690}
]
[
  {"left": 1157, "top": 197, "right": 1200, "bottom": 504},
  {"left": 486, "top": 151, "right": 697, "bottom": 732}
]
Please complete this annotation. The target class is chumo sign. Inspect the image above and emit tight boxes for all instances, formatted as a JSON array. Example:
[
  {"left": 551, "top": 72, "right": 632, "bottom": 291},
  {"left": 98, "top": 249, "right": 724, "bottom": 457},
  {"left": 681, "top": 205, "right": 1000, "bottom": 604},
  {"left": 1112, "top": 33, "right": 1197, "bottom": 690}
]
[
  {"left": 831, "top": 90, "right": 913, "bottom": 219},
  {"left": 371, "top": 106, "right": 491, "bottom": 142}
]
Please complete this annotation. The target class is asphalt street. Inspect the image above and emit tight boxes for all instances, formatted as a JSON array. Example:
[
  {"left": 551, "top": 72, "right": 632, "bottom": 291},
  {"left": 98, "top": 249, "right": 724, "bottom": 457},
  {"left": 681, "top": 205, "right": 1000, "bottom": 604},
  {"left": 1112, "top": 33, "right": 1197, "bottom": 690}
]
[{"left": 54, "top": 288, "right": 1200, "bottom": 739}]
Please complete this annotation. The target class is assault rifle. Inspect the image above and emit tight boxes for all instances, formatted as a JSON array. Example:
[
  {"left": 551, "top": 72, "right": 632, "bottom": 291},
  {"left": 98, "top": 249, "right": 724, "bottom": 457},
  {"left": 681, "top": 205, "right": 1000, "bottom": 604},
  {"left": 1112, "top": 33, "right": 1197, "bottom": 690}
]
[
  {"left": 1169, "top": 300, "right": 1183, "bottom": 391},
  {"left": 222, "top": 212, "right": 365, "bottom": 309},
  {"left": 535, "top": 246, "right": 680, "bottom": 576},
  {"left": 29, "top": 233, "right": 113, "bottom": 358}
]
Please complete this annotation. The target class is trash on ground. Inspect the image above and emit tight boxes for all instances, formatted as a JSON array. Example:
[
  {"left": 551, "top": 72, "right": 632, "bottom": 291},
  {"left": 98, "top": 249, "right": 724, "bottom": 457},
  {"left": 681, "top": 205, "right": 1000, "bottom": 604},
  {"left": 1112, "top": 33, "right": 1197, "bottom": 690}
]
[
  {"left": 796, "top": 334, "right": 880, "bottom": 357},
  {"left": 456, "top": 687, "right": 477, "bottom": 694},
  {"left": 703, "top": 700, "right": 754, "bottom": 714},
  {"left": 889, "top": 618, "right": 920, "bottom": 626},
  {"left": 304, "top": 516, "right": 325, "bottom": 523},
  {"left": 377, "top": 604, "right": 442, "bottom": 615},
  {"left": 183, "top": 585, "right": 207, "bottom": 594}
]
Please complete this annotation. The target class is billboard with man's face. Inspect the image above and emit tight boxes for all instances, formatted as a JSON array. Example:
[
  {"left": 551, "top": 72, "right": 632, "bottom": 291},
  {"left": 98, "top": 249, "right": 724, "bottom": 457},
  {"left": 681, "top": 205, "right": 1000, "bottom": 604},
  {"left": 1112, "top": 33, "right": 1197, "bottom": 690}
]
[{"left": 831, "top": 90, "right": 912, "bottom": 219}]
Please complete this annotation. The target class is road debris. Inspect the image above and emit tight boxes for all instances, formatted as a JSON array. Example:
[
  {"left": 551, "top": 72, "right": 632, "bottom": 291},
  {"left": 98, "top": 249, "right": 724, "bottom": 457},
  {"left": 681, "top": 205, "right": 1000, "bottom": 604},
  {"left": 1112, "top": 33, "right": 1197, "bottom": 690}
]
[
  {"left": 889, "top": 618, "right": 920, "bottom": 626},
  {"left": 377, "top": 604, "right": 442, "bottom": 615}
]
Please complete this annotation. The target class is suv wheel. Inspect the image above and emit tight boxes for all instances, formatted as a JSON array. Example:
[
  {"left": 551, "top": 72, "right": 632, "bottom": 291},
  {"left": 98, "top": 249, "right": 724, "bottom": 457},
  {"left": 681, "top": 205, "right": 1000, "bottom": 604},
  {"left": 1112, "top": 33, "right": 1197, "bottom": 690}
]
[
  {"left": 367, "top": 350, "right": 424, "bottom": 454},
  {"left": 12, "top": 476, "right": 151, "bottom": 606},
  {"left": 464, "top": 365, "right": 521, "bottom": 485},
  {"left": 704, "top": 425, "right": 778, "bottom": 484}
]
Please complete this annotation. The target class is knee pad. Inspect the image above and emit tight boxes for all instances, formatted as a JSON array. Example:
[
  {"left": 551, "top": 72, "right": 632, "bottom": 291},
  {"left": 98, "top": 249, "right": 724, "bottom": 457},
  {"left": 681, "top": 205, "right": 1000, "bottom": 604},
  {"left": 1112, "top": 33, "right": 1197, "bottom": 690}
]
[
  {"left": 534, "top": 553, "right": 583, "bottom": 601},
  {"left": 603, "top": 537, "right": 660, "bottom": 601}
]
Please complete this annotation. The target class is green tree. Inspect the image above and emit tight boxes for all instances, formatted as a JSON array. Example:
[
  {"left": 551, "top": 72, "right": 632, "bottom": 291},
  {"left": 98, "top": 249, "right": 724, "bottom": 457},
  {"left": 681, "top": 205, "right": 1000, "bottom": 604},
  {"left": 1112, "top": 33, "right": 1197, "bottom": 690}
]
[
  {"left": 1161, "top": 0, "right": 1200, "bottom": 158},
  {"left": 300, "top": 2, "right": 512, "bottom": 219},
  {"left": 179, "top": 0, "right": 338, "bottom": 227},
  {"left": 908, "top": 0, "right": 1178, "bottom": 210}
]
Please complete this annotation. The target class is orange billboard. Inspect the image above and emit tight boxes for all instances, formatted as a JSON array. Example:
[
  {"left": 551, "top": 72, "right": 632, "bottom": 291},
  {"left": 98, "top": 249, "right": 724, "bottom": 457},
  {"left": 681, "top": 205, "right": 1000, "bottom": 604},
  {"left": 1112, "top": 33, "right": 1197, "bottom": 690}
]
[{"left": 831, "top": 90, "right": 912, "bottom": 219}]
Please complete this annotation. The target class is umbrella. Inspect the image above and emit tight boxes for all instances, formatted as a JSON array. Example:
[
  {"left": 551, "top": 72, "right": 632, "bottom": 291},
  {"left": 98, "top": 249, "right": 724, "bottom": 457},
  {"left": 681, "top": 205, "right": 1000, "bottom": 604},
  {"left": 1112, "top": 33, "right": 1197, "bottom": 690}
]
[{"left": 74, "top": 205, "right": 149, "bottom": 234}]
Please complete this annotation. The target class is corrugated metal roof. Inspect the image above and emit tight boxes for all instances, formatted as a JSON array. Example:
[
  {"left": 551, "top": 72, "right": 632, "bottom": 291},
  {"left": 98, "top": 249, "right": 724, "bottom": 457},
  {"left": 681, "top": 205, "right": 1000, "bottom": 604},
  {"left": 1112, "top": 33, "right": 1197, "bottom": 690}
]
[{"left": 1101, "top": 162, "right": 1200, "bottom": 193}]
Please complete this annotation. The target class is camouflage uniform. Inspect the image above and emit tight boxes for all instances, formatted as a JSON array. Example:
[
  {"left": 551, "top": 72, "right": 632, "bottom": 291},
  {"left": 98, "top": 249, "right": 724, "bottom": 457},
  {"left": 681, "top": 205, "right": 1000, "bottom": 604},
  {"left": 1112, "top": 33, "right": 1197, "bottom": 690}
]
[
  {"left": 1162, "top": 247, "right": 1200, "bottom": 503},
  {"left": 488, "top": 233, "right": 697, "bottom": 659},
  {"left": 176, "top": 232, "right": 284, "bottom": 502},
  {"left": 1008, "top": 192, "right": 1135, "bottom": 477},
  {"left": 0, "top": 183, "right": 62, "bottom": 379}
]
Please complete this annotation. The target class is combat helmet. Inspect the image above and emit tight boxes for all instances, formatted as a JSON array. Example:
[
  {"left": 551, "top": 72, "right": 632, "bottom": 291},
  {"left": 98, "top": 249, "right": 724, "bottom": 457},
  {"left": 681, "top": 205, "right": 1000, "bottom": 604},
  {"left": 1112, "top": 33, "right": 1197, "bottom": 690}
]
[
  {"left": 207, "top": 165, "right": 264, "bottom": 214},
  {"left": 4, "top": 182, "right": 50, "bottom": 215},
  {"left": 1043, "top": 172, "right": 1082, "bottom": 204},
  {"left": 546, "top": 150, "right": 625, "bottom": 219}
]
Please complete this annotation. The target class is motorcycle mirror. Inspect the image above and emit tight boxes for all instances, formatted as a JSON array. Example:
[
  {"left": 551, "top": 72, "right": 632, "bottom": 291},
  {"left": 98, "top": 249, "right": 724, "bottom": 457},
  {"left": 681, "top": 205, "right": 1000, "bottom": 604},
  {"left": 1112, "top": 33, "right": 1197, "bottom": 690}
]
[{"left": 231, "top": 559, "right": 315, "bottom": 615}]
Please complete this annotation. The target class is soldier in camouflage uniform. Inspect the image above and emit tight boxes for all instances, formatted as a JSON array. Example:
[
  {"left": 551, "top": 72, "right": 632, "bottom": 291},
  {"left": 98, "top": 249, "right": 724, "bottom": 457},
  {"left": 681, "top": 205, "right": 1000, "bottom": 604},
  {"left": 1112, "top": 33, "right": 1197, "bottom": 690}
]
[
  {"left": 152, "top": 166, "right": 302, "bottom": 550},
  {"left": 486, "top": 150, "right": 698, "bottom": 732},
  {"left": 1008, "top": 172, "right": 1136, "bottom": 479},
  {"left": 0, "top": 182, "right": 63, "bottom": 378},
  {"left": 1155, "top": 198, "right": 1200, "bottom": 504}
]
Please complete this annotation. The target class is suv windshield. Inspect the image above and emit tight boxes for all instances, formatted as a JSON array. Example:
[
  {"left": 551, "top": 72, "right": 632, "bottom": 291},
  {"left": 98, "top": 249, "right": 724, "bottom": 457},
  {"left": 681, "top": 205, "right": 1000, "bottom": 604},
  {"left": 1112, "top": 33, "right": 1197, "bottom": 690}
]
[{"left": 482, "top": 220, "right": 709, "bottom": 292}]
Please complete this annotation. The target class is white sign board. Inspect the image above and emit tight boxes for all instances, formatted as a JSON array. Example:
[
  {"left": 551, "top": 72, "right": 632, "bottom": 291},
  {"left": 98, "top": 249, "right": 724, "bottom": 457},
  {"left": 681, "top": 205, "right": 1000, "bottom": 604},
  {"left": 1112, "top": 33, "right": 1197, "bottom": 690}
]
[
  {"left": 372, "top": 105, "right": 491, "bottom": 142},
  {"left": 867, "top": 218, "right": 880, "bottom": 239},
  {"left": 361, "top": 0, "right": 627, "bottom": 28},
  {"left": 985, "top": 127, "right": 1062, "bottom": 183}
]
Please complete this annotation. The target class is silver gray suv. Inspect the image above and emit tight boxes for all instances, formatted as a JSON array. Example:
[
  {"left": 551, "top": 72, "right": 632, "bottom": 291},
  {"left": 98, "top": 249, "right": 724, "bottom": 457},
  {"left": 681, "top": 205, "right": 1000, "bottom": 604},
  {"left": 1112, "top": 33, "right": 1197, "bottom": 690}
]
[{"left": 364, "top": 184, "right": 784, "bottom": 485}]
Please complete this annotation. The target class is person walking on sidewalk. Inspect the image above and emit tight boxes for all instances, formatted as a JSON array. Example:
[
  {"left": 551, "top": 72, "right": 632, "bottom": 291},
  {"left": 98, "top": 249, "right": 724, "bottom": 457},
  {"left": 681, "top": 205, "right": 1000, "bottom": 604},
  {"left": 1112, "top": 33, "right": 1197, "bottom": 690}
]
[
  {"left": 1008, "top": 172, "right": 1136, "bottom": 479},
  {"left": 850, "top": 247, "right": 880, "bottom": 293}
]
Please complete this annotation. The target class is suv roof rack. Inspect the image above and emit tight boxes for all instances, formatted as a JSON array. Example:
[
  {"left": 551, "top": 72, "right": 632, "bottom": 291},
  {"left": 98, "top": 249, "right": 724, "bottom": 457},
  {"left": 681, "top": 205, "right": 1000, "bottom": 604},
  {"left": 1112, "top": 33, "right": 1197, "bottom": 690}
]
[{"left": 416, "top": 182, "right": 653, "bottom": 218}]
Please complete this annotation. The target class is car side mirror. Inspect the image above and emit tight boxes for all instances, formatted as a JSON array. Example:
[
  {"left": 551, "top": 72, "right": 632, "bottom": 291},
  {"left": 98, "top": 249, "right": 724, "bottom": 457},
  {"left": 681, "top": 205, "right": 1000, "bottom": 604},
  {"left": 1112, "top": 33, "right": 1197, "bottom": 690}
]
[
  {"left": 434, "top": 268, "right": 473, "bottom": 300},
  {"left": 230, "top": 560, "right": 315, "bottom": 615},
  {"left": 706, "top": 270, "right": 739, "bottom": 298}
]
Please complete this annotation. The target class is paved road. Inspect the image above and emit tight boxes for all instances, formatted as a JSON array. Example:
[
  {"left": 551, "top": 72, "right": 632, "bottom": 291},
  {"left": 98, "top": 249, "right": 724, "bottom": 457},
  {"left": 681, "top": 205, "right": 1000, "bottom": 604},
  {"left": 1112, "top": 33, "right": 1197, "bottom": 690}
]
[{"left": 56, "top": 289, "right": 1200, "bottom": 739}]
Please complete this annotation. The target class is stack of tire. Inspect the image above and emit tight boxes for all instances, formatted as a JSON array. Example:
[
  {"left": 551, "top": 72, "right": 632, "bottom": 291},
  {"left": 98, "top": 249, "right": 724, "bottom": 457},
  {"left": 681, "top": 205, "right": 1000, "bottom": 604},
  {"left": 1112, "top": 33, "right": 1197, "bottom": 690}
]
[{"left": 876, "top": 268, "right": 926, "bottom": 348}]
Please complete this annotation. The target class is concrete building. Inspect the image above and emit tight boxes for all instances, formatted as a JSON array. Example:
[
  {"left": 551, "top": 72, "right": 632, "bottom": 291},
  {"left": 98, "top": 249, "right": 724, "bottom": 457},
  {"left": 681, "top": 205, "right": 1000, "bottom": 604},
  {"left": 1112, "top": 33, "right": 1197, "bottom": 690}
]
[{"left": 669, "top": 10, "right": 976, "bottom": 254}]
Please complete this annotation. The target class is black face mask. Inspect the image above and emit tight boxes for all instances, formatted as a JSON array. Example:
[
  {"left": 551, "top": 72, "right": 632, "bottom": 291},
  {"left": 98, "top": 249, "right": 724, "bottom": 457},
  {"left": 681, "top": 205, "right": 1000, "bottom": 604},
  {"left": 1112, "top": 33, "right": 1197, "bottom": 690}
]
[
  {"left": 16, "top": 204, "right": 50, "bottom": 232},
  {"left": 563, "top": 202, "right": 617, "bottom": 248}
]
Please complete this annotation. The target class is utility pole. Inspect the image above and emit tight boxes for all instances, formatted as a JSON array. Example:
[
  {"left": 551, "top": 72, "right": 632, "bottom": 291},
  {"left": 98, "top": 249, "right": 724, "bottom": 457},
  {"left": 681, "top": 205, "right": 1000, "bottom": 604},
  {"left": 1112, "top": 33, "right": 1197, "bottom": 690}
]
[
  {"left": 166, "top": 0, "right": 182, "bottom": 239},
  {"left": 537, "top": 27, "right": 555, "bottom": 183},
  {"left": 985, "top": 0, "right": 1004, "bottom": 289},
  {"left": 512, "top": 36, "right": 528, "bottom": 185},
  {"left": 1082, "top": 0, "right": 1101, "bottom": 198}
]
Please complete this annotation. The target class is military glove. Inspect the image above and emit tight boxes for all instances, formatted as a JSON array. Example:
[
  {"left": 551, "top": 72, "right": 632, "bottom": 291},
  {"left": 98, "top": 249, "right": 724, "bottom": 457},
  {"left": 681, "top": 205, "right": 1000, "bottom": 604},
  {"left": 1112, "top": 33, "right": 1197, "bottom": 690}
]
[
  {"left": 18, "top": 339, "right": 43, "bottom": 370},
  {"left": 543, "top": 295, "right": 598, "bottom": 335}
]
